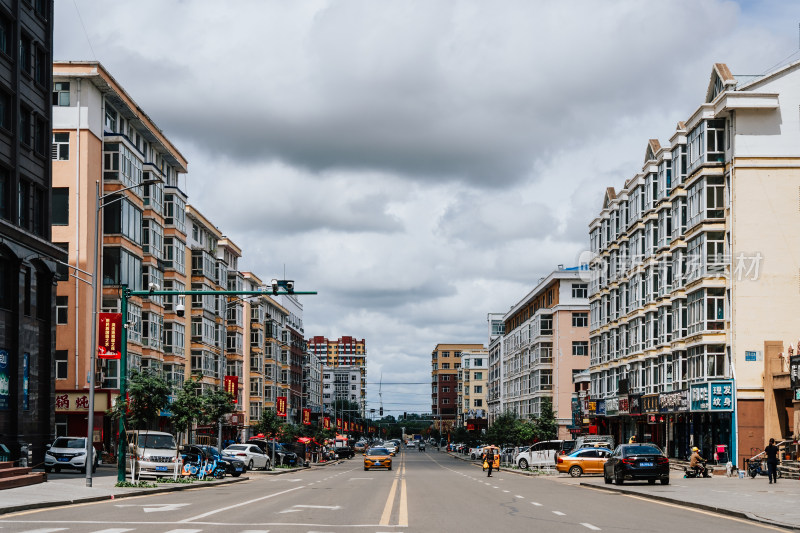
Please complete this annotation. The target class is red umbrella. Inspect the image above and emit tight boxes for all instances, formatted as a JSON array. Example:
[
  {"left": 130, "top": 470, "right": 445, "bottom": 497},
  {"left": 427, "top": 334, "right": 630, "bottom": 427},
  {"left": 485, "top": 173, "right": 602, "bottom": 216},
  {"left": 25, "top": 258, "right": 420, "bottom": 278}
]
[{"left": 298, "top": 437, "right": 312, "bottom": 443}]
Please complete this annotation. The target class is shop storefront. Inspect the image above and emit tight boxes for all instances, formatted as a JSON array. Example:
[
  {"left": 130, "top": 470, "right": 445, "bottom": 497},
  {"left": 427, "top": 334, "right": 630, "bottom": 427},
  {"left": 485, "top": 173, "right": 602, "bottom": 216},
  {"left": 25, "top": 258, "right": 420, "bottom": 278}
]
[
  {"left": 687, "top": 380, "right": 734, "bottom": 463},
  {"left": 54, "top": 391, "right": 117, "bottom": 455}
]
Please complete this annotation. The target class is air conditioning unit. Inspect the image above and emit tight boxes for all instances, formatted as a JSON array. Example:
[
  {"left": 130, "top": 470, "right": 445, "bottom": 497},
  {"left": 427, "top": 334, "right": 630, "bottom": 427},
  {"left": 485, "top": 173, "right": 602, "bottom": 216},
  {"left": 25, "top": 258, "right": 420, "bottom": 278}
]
[{"left": 94, "top": 372, "right": 105, "bottom": 387}]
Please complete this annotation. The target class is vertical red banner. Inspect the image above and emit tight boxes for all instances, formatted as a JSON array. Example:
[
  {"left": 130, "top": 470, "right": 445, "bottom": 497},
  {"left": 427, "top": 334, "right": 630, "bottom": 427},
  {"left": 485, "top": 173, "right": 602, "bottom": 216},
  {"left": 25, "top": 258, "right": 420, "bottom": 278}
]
[
  {"left": 97, "top": 313, "right": 122, "bottom": 360},
  {"left": 302, "top": 408, "right": 311, "bottom": 425},
  {"left": 323, "top": 417, "right": 330, "bottom": 430},
  {"left": 223, "top": 376, "right": 238, "bottom": 403},
  {"left": 336, "top": 417, "right": 342, "bottom": 429},
  {"left": 277, "top": 396, "right": 287, "bottom": 417}
]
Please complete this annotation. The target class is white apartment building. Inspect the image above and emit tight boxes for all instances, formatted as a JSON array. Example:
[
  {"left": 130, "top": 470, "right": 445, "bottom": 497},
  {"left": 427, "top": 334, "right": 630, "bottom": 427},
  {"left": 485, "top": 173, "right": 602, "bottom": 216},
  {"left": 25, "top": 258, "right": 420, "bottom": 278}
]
[
  {"left": 458, "top": 350, "right": 488, "bottom": 430},
  {"left": 486, "top": 313, "right": 505, "bottom": 425},
  {"left": 587, "top": 62, "right": 800, "bottom": 467}
]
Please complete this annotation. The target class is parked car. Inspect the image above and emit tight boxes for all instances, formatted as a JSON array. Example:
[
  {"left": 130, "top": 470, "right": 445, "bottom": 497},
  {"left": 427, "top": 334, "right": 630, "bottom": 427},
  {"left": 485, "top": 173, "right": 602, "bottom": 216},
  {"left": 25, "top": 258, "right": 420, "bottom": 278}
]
[
  {"left": 44, "top": 436, "right": 98, "bottom": 474},
  {"left": 515, "top": 440, "right": 567, "bottom": 469},
  {"left": 603, "top": 443, "right": 670, "bottom": 485},
  {"left": 363, "top": 446, "right": 393, "bottom": 471},
  {"left": 556, "top": 447, "right": 612, "bottom": 477},
  {"left": 223, "top": 443, "right": 271, "bottom": 470},
  {"left": 469, "top": 445, "right": 486, "bottom": 460},
  {"left": 181, "top": 444, "right": 245, "bottom": 477},
  {"left": 126, "top": 430, "right": 180, "bottom": 478},
  {"left": 246, "top": 439, "right": 299, "bottom": 466},
  {"left": 354, "top": 441, "right": 367, "bottom": 453}
]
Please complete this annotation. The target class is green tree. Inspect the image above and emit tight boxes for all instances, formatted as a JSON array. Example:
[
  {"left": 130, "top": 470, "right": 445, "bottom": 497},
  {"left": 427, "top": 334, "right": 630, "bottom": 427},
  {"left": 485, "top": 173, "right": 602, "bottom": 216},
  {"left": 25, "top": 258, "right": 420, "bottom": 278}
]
[
  {"left": 200, "top": 387, "right": 236, "bottom": 440},
  {"left": 533, "top": 397, "right": 558, "bottom": 441},
  {"left": 169, "top": 377, "right": 203, "bottom": 443},
  {"left": 108, "top": 369, "right": 171, "bottom": 430},
  {"left": 515, "top": 419, "right": 537, "bottom": 444},
  {"left": 486, "top": 411, "right": 519, "bottom": 446},
  {"left": 254, "top": 409, "right": 283, "bottom": 439}
]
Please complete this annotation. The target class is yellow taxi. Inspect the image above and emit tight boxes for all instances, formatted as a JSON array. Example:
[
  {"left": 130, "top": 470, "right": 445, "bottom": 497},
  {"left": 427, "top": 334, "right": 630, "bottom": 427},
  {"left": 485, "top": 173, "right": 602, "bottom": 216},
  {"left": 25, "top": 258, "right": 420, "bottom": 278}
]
[
  {"left": 556, "top": 447, "right": 612, "bottom": 477},
  {"left": 364, "top": 446, "right": 393, "bottom": 471}
]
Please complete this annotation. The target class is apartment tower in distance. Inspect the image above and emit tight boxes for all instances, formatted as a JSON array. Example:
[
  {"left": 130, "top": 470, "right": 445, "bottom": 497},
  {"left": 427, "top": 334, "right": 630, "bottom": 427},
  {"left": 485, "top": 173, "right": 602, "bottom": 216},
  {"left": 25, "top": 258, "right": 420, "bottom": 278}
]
[
  {"left": 308, "top": 335, "right": 367, "bottom": 416},
  {"left": 431, "top": 343, "right": 484, "bottom": 436}
]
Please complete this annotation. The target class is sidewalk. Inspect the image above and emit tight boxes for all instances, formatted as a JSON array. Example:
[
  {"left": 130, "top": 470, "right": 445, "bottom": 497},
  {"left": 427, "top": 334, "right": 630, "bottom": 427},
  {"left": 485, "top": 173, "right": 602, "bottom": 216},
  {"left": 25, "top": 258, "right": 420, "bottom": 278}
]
[
  {"left": 578, "top": 474, "right": 800, "bottom": 531},
  {"left": 0, "top": 460, "right": 339, "bottom": 516}
]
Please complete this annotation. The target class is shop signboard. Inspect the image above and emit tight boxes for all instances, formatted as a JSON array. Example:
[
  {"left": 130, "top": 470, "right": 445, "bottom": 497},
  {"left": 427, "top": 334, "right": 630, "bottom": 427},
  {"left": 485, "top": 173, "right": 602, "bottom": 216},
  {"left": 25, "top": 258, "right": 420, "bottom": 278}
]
[
  {"left": 587, "top": 399, "right": 597, "bottom": 416},
  {"left": 791, "top": 356, "right": 800, "bottom": 391},
  {"left": 642, "top": 394, "right": 659, "bottom": 413},
  {"left": 606, "top": 397, "right": 619, "bottom": 416},
  {"left": 97, "top": 313, "right": 122, "bottom": 360},
  {"left": 618, "top": 395, "right": 629, "bottom": 415},
  {"left": 690, "top": 384, "right": 710, "bottom": 411},
  {"left": 659, "top": 389, "right": 689, "bottom": 413},
  {"left": 323, "top": 417, "right": 331, "bottom": 430},
  {"left": 302, "top": 408, "right": 311, "bottom": 425},
  {"left": 709, "top": 380, "right": 734, "bottom": 411},
  {"left": 276, "top": 396, "right": 287, "bottom": 417},
  {"left": 628, "top": 394, "right": 642, "bottom": 415},
  {"left": 596, "top": 400, "right": 606, "bottom": 416},
  {"left": 223, "top": 375, "right": 238, "bottom": 403},
  {"left": 0, "top": 350, "right": 7, "bottom": 411}
]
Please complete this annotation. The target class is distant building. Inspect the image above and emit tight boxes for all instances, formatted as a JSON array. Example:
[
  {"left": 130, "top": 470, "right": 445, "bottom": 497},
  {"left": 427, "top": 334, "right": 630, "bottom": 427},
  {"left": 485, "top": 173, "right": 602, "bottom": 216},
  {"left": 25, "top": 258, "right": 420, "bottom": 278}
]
[
  {"left": 486, "top": 313, "right": 505, "bottom": 425},
  {"left": 308, "top": 335, "right": 367, "bottom": 415},
  {"left": 458, "top": 349, "right": 488, "bottom": 431},
  {"left": 431, "top": 343, "right": 484, "bottom": 435}
]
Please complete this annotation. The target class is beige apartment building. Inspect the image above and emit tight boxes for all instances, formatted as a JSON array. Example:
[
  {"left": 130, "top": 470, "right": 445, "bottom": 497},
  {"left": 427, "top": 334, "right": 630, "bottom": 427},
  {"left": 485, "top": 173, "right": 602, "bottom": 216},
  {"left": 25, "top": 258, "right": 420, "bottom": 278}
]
[
  {"left": 51, "top": 62, "right": 188, "bottom": 447},
  {"left": 431, "top": 343, "right": 484, "bottom": 435},
  {"left": 458, "top": 349, "right": 488, "bottom": 432}
]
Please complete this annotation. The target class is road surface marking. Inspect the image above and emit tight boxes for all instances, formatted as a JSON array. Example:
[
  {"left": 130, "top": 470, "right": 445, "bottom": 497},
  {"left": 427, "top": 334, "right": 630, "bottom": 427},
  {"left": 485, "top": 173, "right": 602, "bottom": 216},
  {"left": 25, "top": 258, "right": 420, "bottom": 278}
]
[
  {"left": 552, "top": 511, "right": 566, "bottom": 516},
  {"left": 17, "top": 529, "right": 67, "bottom": 533},
  {"left": 398, "top": 477, "right": 408, "bottom": 527},
  {"left": 90, "top": 529, "right": 135, "bottom": 533},
  {"left": 379, "top": 477, "right": 399, "bottom": 526},
  {"left": 581, "top": 524, "right": 601, "bottom": 531},
  {"left": 239, "top": 530, "right": 270, "bottom": 533},
  {"left": 493, "top": 486, "right": 499, "bottom": 489},
  {"left": 515, "top": 495, "right": 524, "bottom": 499},
  {"left": 114, "top": 503, "right": 190, "bottom": 513},
  {"left": 350, "top": 477, "right": 372, "bottom": 480},
  {"left": 531, "top": 502, "right": 543, "bottom": 506},
  {"left": 178, "top": 486, "right": 304, "bottom": 522},
  {"left": 162, "top": 530, "right": 202, "bottom": 533},
  {"left": 503, "top": 490, "right": 510, "bottom": 493}
]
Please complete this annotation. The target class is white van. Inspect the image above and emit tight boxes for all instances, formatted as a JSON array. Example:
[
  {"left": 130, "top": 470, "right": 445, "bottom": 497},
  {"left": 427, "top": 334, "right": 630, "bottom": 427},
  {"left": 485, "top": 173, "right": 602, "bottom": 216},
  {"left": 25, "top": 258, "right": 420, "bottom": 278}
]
[
  {"left": 514, "top": 440, "right": 566, "bottom": 469},
  {"left": 125, "top": 430, "right": 179, "bottom": 478}
]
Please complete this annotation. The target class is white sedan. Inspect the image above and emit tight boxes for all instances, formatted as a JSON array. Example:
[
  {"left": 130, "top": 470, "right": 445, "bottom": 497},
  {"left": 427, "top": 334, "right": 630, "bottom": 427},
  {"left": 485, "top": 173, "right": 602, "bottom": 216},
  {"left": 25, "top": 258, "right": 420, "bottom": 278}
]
[{"left": 223, "top": 444, "right": 271, "bottom": 470}]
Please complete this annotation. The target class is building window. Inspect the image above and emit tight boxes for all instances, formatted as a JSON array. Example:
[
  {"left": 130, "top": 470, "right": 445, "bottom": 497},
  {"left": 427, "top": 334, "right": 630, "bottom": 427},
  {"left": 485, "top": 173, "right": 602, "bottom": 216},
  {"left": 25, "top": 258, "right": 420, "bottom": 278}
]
[
  {"left": 19, "top": 33, "right": 31, "bottom": 76},
  {"left": 52, "top": 82, "right": 70, "bottom": 106},
  {"left": 0, "top": 12, "right": 9, "bottom": 56},
  {"left": 52, "top": 132, "right": 69, "bottom": 160},
  {"left": 474, "top": 386, "right": 482, "bottom": 393},
  {"left": 19, "top": 105, "right": 31, "bottom": 146},
  {"left": 103, "top": 195, "right": 142, "bottom": 244},
  {"left": 34, "top": 45, "right": 46, "bottom": 85},
  {"left": 474, "top": 399, "right": 483, "bottom": 407},
  {"left": 56, "top": 295, "right": 68, "bottom": 324},
  {"left": 0, "top": 88, "right": 9, "bottom": 132},
  {"left": 572, "top": 312, "right": 588, "bottom": 327},
  {"left": 572, "top": 341, "right": 589, "bottom": 356},
  {"left": 572, "top": 283, "right": 588, "bottom": 299},
  {"left": 55, "top": 350, "right": 68, "bottom": 379},
  {"left": 51, "top": 187, "right": 68, "bottom": 225},
  {"left": 102, "top": 247, "right": 142, "bottom": 290},
  {"left": 473, "top": 372, "right": 482, "bottom": 380},
  {"left": 442, "top": 363, "right": 450, "bottom": 369}
]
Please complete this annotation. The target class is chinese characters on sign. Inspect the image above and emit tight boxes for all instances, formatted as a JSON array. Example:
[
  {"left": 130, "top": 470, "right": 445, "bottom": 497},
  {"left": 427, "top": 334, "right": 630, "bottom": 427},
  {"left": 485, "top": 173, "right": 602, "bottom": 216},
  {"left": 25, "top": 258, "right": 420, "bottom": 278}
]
[
  {"left": 97, "top": 313, "right": 122, "bottom": 360},
  {"left": 0, "top": 350, "right": 9, "bottom": 411},
  {"left": 323, "top": 417, "right": 331, "bottom": 430},
  {"left": 658, "top": 390, "right": 688, "bottom": 413},
  {"left": 276, "top": 396, "right": 287, "bottom": 417},
  {"left": 690, "top": 381, "right": 734, "bottom": 412},
  {"left": 223, "top": 376, "right": 238, "bottom": 403},
  {"left": 302, "top": 408, "right": 311, "bottom": 425}
]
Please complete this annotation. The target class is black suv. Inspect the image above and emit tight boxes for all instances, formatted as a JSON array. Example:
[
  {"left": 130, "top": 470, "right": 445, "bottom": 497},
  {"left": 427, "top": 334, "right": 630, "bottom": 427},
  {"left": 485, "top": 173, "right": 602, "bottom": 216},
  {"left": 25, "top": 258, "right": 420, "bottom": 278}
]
[{"left": 246, "top": 439, "right": 298, "bottom": 466}]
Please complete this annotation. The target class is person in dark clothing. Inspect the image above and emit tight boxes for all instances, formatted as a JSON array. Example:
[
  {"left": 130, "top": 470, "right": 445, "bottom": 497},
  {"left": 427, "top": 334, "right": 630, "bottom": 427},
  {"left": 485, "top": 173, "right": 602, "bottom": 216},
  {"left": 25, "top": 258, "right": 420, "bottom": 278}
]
[
  {"left": 765, "top": 438, "right": 779, "bottom": 484},
  {"left": 487, "top": 449, "right": 495, "bottom": 477}
]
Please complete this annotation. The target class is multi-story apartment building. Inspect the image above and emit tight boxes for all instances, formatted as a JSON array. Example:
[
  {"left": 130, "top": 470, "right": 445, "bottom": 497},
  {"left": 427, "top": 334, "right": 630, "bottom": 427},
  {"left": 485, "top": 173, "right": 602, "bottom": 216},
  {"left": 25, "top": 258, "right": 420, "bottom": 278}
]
[
  {"left": 274, "top": 294, "right": 306, "bottom": 423},
  {"left": 0, "top": 0, "right": 65, "bottom": 465},
  {"left": 52, "top": 61, "right": 188, "bottom": 453},
  {"left": 321, "top": 365, "right": 362, "bottom": 423},
  {"left": 308, "top": 335, "right": 367, "bottom": 414},
  {"left": 587, "top": 62, "right": 800, "bottom": 467},
  {"left": 500, "top": 268, "right": 590, "bottom": 438},
  {"left": 303, "top": 350, "right": 322, "bottom": 419},
  {"left": 486, "top": 313, "right": 505, "bottom": 425},
  {"left": 431, "top": 343, "right": 484, "bottom": 435},
  {"left": 486, "top": 314, "right": 505, "bottom": 424},
  {"left": 457, "top": 349, "right": 488, "bottom": 431}
]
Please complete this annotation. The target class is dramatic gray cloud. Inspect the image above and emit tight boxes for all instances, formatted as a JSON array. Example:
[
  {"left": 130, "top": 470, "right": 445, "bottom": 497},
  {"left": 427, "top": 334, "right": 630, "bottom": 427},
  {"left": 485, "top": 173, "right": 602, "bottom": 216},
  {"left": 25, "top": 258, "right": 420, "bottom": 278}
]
[{"left": 56, "top": 0, "right": 800, "bottom": 414}]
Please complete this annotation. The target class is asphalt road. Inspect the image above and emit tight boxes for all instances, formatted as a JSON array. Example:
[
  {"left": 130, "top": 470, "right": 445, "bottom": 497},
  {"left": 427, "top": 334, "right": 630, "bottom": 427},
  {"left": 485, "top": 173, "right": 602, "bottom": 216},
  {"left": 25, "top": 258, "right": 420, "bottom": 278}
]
[{"left": 0, "top": 449, "right": 790, "bottom": 533}]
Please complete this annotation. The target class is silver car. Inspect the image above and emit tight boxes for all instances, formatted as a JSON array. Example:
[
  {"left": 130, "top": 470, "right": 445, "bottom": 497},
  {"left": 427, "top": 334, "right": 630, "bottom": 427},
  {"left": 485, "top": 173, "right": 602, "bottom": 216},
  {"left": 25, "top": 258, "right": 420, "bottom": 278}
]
[
  {"left": 223, "top": 444, "right": 271, "bottom": 470},
  {"left": 44, "top": 437, "right": 98, "bottom": 474}
]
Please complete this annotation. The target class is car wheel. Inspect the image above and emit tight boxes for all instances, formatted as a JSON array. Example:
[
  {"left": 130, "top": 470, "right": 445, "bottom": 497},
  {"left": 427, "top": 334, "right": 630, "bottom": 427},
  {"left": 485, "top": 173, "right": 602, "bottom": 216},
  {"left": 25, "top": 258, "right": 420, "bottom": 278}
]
[
  {"left": 661, "top": 478, "right": 670, "bottom": 485},
  {"left": 519, "top": 459, "right": 528, "bottom": 470},
  {"left": 648, "top": 479, "right": 656, "bottom": 485},
  {"left": 614, "top": 471, "right": 624, "bottom": 485},
  {"left": 388, "top": 465, "right": 392, "bottom": 471},
  {"left": 364, "top": 466, "right": 369, "bottom": 471},
  {"left": 604, "top": 473, "right": 612, "bottom": 484},
  {"left": 569, "top": 465, "right": 583, "bottom": 478},
  {"left": 232, "top": 472, "right": 241, "bottom": 477},
  {"left": 248, "top": 460, "right": 254, "bottom": 470}
]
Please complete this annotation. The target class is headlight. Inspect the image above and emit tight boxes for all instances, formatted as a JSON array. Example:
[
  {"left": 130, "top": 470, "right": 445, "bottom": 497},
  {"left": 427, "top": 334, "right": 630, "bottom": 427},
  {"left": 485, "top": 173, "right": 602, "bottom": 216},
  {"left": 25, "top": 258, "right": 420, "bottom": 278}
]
[{"left": 76, "top": 451, "right": 86, "bottom": 456}]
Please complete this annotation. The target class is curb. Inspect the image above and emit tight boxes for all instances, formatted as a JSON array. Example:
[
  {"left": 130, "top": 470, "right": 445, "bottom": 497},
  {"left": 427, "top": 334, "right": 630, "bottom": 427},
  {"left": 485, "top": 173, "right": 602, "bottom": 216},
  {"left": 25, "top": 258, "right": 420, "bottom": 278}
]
[
  {"left": 580, "top": 482, "right": 800, "bottom": 531},
  {"left": 0, "top": 475, "right": 247, "bottom": 516}
]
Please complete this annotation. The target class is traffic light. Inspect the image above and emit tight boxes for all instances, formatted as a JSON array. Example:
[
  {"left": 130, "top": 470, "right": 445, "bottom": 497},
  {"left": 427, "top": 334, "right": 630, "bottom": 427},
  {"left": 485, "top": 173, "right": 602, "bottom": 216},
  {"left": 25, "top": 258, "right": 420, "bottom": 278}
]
[
  {"left": 379, "top": 407, "right": 383, "bottom": 416},
  {"left": 404, "top": 412, "right": 407, "bottom": 420}
]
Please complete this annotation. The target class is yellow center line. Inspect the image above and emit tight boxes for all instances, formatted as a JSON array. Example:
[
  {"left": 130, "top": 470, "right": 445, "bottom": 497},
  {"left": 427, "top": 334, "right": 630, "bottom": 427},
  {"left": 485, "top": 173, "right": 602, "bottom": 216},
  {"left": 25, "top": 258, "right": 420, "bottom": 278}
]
[{"left": 379, "top": 477, "right": 399, "bottom": 526}]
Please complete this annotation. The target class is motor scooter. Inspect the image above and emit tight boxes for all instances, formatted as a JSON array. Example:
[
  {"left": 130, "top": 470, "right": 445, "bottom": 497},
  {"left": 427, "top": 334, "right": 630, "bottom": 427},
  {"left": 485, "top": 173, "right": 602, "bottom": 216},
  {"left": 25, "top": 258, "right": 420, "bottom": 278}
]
[
  {"left": 747, "top": 458, "right": 782, "bottom": 479},
  {"left": 683, "top": 459, "right": 711, "bottom": 478}
]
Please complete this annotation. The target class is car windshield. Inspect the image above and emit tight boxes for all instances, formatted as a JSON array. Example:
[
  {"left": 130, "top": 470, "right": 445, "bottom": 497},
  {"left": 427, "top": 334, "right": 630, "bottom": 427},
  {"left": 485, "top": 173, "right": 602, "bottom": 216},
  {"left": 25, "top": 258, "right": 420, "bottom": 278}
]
[
  {"left": 53, "top": 437, "right": 85, "bottom": 448},
  {"left": 623, "top": 445, "right": 662, "bottom": 456},
  {"left": 202, "top": 447, "right": 221, "bottom": 458},
  {"left": 369, "top": 448, "right": 390, "bottom": 456},
  {"left": 142, "top": 434, "right": 176, "bottom": 449},
  {"left": 225, "top": 445, "right": 247, "bottom": 451}
]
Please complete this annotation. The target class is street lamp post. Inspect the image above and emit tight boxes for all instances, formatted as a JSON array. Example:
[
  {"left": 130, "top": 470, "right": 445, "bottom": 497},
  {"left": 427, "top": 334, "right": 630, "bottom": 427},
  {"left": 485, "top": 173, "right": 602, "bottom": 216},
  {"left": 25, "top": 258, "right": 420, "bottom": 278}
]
[
  {"left": 116, "top": 284, "right": 316, "bottom": 482},
  {"left": 86, "top": 177, "right": 162, "bottom": 488}
]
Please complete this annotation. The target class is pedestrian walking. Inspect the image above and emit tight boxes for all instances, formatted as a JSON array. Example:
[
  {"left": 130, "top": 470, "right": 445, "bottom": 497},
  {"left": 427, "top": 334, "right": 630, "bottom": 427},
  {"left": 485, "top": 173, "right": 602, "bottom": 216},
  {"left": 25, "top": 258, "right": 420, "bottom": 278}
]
[
  {"left": 765, "top": 438, "right": 779, "bottom": 484},
  {"left": 487, "top": 448, "right": 495, "bottom": 477}
]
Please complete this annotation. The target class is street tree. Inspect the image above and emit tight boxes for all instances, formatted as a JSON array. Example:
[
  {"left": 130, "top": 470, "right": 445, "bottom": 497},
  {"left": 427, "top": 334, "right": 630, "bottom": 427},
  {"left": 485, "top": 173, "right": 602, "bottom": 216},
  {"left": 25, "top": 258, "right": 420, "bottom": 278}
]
[
  {"left": 169, "top": 377, "right": 203, "bottom": 443},
  {"left": 201, "top": 387, "right": 236, "bottom": 442},
  {"left": 254, "top": 409, "right": 283, "bottom": 438},
  {"left": 486, "top": 411, "right": 519, "bottom": 446},
  {"left": 107, "top": 369, "right": 171, "bottom": 430},
  {"left": 534, "top": 397, "right": 558, "bottom": 441}
]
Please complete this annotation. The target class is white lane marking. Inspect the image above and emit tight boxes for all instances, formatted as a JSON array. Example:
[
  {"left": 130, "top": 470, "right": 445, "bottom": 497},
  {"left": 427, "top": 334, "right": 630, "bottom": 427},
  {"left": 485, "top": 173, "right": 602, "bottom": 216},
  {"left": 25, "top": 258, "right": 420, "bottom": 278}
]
[
  {"left": 531, "top": 502, "right": 543, "bottom": 506},
  {"left": 349, "top": 477, "right": 372, "bottom": 480},
  {"left": 17, "top": 530, "right": 67, "bottom": 533},
  {"left": 239, "top": 530, "right": 270, "bottom": 533},
  {"left": 90, "top": 530, "right": 135, "bottom": 533},
  {"left": 114, "top": 503, "right": 190, "bottom": 513},
  {"left": 553, "top": 511, "right": 566, "bottom": 516},
  {"left": 163, "top": 530, "right": 202, "bottom": 533},
  {"left": 503, "top": 490, "right": 510, "bottom": 493},
  {"left": 581, "top": 524, "right": 601, "bottom": 531},
  {"left": 493, "top": 486, "right": 499, "bottom": 489},
  {"left": 515, "top": 495, "right": 524, "bottom": 499},
  {"left": 178, "top": 486, "right": 304, "bottom": 522}
]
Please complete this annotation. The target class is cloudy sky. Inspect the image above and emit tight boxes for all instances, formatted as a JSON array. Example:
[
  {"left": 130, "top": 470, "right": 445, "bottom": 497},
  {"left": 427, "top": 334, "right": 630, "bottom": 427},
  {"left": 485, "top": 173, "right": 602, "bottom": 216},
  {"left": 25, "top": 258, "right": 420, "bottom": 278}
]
[{"left": 56, "top": 0, "right": 800, "bottom": 415}]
